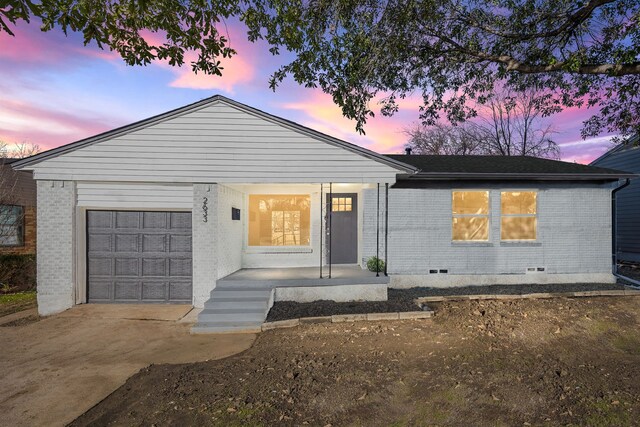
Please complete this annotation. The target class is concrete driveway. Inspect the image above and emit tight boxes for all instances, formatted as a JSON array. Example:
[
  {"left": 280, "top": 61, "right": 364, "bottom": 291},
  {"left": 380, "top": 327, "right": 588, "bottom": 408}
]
[{"left": 0, "top": 305, "right": 256, "bottom": 427}]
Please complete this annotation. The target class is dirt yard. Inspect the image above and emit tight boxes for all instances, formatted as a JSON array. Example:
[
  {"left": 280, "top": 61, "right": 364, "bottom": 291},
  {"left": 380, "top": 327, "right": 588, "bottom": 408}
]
[{"left": 73, "top": 296, "right": 640, "bottom": 426}]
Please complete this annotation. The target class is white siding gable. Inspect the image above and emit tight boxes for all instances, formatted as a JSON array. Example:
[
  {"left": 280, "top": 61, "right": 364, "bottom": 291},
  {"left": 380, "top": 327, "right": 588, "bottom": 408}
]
[{"left": 29, "top": 100, "right": 405, "bottom": 183}]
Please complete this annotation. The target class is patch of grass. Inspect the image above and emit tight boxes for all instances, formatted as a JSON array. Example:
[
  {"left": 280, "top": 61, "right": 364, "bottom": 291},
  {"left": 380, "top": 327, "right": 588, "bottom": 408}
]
[
  {"left": 0, "top": 291, "right": 37, "bottom": 317},
  {"left": 585, "top": 400, "right": 631, "bottom": 427},
  {"left": 412, "top": 386, "right": 466, "bottom": 425},
  {"left": 0, "top": 291, "right": 36, "bottom": 304},
  {"left": 208, "top": 403, "right": 274, "bottom": 427},
  {"left": 612, "top": 335, "right": 640, "bottom": 355},
  {"left": 587, "top": 319, "right": 620, "bottom": 335}
]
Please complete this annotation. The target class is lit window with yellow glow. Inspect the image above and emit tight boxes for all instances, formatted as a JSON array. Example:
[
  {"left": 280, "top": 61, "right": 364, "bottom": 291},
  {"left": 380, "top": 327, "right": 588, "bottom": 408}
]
[
  {"left": 331, "top": 197, "right": 352, "bottom": 212},
  {"left": 452, "top": 191, "right": 490, "bottom": 241},
  {"left": 248, "top": 195, "right": 310, "bottom": 246},
  {"left": 501, "top": 191, "right": 537, "bottom": 240}
]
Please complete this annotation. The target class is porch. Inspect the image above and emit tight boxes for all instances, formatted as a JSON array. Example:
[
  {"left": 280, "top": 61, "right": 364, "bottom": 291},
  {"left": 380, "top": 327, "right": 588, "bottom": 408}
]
[
  {"left": 193, "top": 266, "right": 389, "bottom": 334},
  {"left": 217, "top": 265, "right": 390, "bottom": 288}
]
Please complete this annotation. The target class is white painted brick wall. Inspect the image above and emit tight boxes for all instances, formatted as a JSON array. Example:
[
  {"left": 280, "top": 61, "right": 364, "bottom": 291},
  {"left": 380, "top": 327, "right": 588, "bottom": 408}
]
[
  {"left": 37, "top": 180, "right": 75, "bottom": 315},
  {"left": 192, "top": 184, "right": 217, "bottom": 307},
  {"left": 363, "top": 185, "right": 613, "bottom": 283},
  {"left": 217, "top": 185, "right": 243, "bottom": 279}
]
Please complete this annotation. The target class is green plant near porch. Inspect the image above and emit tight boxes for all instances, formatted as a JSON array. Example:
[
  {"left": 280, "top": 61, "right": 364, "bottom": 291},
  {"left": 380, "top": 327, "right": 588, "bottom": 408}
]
[{"left": 367, "top": 256, "right": 385, "bottom": 273}]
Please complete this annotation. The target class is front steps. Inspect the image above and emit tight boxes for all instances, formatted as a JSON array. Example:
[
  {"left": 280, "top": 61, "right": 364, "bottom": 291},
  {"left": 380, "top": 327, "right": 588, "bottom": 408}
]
[{"left": 192, "top": 284, "right": 273, "bottom": 333}]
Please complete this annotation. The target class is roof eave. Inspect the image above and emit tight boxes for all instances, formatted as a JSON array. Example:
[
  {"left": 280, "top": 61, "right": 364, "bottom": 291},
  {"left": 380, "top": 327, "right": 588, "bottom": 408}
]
[{"left": 401, "top": 172, "right": 638, "bottom": 181}]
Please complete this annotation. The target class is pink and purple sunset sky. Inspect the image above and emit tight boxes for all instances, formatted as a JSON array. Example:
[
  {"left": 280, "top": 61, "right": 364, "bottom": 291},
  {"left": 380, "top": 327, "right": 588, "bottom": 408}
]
[{"left": 0, "top": 21, "right": 617, "bottom": 163}]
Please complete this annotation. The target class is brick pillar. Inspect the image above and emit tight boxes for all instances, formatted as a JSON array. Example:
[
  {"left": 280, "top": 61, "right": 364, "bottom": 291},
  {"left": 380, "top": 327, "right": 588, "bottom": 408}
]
[
  {"left": 37, "top": 180, "right": 75, "bottom": 315},
  {"left": 192, "top": 183, "right": 218, "bottom": 307}
]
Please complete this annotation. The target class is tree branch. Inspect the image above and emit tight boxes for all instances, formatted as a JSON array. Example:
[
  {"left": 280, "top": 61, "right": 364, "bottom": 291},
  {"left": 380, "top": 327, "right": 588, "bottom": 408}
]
[{"left": 460, "top": 0, "right": 617, "bottom": 42}]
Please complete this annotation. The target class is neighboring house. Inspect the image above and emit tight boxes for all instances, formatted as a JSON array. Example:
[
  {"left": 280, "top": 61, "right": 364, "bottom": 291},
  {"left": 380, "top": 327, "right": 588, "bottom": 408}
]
[
  {"left": 12, "top": 95, "right": 634, "bottom": 332},
  {"left": 591, "top": 136, "right": 640, "bottom": 263},
  {"left": 0, "top": 158, "right": 36, "bottom": 255}
]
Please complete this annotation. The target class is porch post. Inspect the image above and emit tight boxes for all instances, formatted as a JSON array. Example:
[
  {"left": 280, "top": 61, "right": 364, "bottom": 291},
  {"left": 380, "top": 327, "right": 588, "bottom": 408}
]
[
  {"left": 376, "top": 183, "right": 380, "bottom": 277},
  {"left": 384, "top": 182, "right": 389, "bottom": 276},
  {"left": 329, "top": 182, "right": 333, "bottom": 278},
  {"left": 320, "top": 183, "right": 323, "bottom": 279}
]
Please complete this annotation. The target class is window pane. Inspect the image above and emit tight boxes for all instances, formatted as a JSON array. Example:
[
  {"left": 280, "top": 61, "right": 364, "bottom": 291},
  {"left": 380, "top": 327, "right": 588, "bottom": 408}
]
[
  {"left": 501, "top": 217, "right": 537, "bottom": 240},
  {"left": 249, "top": 195, "right": 310, "bottom": 246},
  {"left": 0, "top": 226, "right": 20, "bottom": 245},
  {"left": 452, "top": 217, "right": 489, "bottom": 241},
  {"left": 0, "top": 205, "right": 23, "bottom": 247},
  {"left": 501, "top": 191, "right": 537, "bottom": 215},
  {"left": 452, "top": 191, "right": 489, "bottom": 215},
  {"left": 0, "top": 205, "right": 20, "bottom": 224}
]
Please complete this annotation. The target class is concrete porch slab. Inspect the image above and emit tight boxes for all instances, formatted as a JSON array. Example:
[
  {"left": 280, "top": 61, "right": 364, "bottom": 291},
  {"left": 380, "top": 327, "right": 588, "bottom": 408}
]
[
  {"left": 57, "top": 304, "right": 193, "bottom": 321},
  {"left": 218, "top": 265, "right": 389, "bottom": 288}
]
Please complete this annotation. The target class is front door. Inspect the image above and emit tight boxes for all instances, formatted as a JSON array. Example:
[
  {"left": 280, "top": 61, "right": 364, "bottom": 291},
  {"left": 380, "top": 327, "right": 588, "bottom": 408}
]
[{"left": 326, "top": 193, "right": 358, "bottom": 264}]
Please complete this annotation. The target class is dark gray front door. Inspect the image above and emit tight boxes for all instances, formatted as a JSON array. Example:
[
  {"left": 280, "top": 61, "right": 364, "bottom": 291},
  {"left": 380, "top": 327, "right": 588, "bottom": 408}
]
[
  {"left": 327, "top": 193, "right": 358, "bottom": 264},
  {"left": 87, "top": 210, "right": 192, "bottom": 303}
]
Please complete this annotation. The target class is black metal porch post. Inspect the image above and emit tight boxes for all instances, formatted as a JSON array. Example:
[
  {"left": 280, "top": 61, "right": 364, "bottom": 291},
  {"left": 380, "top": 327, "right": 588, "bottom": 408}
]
[
  {"left": 320, "top": 183, "right": 323, "bottom": 279},
  {"left": 329, "top": 182, "right": 332, "bottom": 278},
  {"left": 384, "top": 183, "right": 389, "bottom": 276},
  {"left": 376, "top": 183, "right": 380, "bottom": 277}
]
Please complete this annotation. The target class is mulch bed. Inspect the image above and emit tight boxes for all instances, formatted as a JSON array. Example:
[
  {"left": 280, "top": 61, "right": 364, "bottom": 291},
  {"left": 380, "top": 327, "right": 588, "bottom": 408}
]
[
  {"left": 266, "top": 296, "right": 422, "bottom": 322},
  {"left": 267, "top": 282, "right": 628, "bottom": 322},
  {"left": 618, "top": 262, "right": 640, "bottom": 283},
  {"left": 394, "top": 282, "right": 627, "bottom": 299}
]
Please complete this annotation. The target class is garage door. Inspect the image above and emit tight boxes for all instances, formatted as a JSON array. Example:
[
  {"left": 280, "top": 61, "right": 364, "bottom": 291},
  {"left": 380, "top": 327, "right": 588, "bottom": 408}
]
[{"left": 87, "top": 211, "right": 192, "bottom": 303}]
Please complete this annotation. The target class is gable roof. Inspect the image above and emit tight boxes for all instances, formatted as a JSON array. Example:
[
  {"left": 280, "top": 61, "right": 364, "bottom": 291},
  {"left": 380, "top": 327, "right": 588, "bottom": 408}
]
[
  {"left": 12, "top": 95, "right": 416, "bottom": 173},
  {"left": 385, "top": 154, "right": 636, "bottom": 181}
]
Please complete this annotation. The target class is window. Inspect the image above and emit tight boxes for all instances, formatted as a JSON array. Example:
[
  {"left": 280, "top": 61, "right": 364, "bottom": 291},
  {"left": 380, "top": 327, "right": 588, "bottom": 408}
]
[
  {"left": 331, "top": 197, "right": 352, "bottom": 212},
  {"left": 452, "top": 191, "right": 489, "bottom": 241},
  {"left": 248, "top": 195, "right": 310, "bottom": 246},
  {"left": 0, "top": 205, "right": 24, "bottom": 247},
  {"left": 501, "top": 191, "right": 537, "bottom": 240}
]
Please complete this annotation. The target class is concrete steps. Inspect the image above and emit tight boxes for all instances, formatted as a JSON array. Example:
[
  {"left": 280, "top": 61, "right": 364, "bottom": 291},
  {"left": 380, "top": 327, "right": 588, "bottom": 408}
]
[{"left": 192, "top": 286, "right": 273, "bottom": 334}]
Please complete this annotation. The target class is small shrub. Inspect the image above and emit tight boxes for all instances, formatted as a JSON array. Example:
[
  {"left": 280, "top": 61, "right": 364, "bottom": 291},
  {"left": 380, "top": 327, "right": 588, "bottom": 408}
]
[
  {"left": 367, "top": 256, "right": 385, "bottom": 273},
  {"left": 0, "top": 254, "right": 36, "bottom": 293}
]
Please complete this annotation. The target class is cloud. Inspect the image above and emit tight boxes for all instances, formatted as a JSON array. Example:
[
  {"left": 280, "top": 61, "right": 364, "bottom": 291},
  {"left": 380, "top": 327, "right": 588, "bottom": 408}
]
[
  {"left": 0, "top": 97, "right": 121, "bottom": 150},
  {"left": 168, "top": 54, "right": 255, "bottom": 92},
  {"left": 137, "top": 24, "right": 258, "bottom": 93},
  {"left": 558, "top": 135, "right": 615, "bottom": 164},
  {"left": 278, "top": 89, "right": 419, "bottom": 153},
  {"left": 0, "top": 20, "right": 119, "bottom": 67}
]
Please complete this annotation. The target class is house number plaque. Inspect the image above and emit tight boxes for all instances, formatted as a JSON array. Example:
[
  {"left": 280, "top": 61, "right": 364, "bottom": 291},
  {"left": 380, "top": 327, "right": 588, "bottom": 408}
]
[{"left": 202, "top": 197, "right": 208, "bottom": 223}]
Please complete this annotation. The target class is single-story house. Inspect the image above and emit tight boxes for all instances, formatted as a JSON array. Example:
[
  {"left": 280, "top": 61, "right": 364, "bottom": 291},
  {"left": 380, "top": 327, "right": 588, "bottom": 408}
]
[
  {"left": 12, "top": 95, "right": 635, "bottom": 332},
  {"left": 591, "top": 136, "right": 640, "bottom": 263},
  {"left": 1, "top": 157, "right": 37, "bottom": 255}
]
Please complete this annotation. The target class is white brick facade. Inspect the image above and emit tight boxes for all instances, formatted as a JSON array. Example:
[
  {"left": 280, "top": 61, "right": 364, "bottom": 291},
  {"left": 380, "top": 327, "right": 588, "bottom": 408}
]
[
  {"left": 363, "top": 184, "right": 615, "bottom": 287},
  {"left": 192, "top": 184, "right": 217, "bottom": 307},
  {"left": 37, "top": 180, "right": 75, "bottom": 315}
]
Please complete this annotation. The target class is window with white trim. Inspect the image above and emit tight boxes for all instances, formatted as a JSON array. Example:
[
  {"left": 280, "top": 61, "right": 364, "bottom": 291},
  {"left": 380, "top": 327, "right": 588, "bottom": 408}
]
[
  {"left": 501, "top": 191, "right": 537, "bottom": 240},
  {"left": 0, "top": 205, "right": 24, "bottom": 247},
  {"left": 248, "top": 195, "right": 311, "bottom": 246},
  {"left": 452, "top": 191, "right": 490, "bottom": 241}
]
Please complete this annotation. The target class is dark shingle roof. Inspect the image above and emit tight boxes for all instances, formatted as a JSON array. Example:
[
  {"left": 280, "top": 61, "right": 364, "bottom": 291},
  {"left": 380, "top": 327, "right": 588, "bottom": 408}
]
[{"left": 385, "top": 154, "right": 635, "bottom": 181}]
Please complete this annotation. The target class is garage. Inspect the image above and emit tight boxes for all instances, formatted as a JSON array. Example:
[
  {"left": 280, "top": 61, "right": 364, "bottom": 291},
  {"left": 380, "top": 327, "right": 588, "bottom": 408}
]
[{"left": 87, "top": 210, "right": 192, "bottom": 303}]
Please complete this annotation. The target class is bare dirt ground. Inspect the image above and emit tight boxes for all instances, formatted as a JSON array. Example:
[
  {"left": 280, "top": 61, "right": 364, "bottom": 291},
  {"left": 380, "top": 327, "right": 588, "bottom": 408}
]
[
  {"left": 0, "top": 306, "right": 255, "bottom": 427},
  {"left": 73, "top": 296, "right": 640, "bottom": 426}
]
